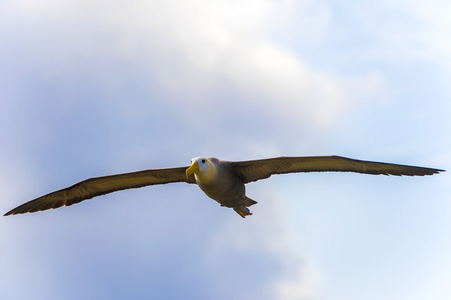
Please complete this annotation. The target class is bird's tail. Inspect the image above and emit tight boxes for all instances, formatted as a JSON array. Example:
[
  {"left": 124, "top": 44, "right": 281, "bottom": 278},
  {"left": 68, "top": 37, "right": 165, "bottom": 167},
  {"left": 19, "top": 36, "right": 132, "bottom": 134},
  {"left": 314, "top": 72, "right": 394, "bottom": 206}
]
[{"left": 244, "top": 197, "right": 257, "bottom": 207}]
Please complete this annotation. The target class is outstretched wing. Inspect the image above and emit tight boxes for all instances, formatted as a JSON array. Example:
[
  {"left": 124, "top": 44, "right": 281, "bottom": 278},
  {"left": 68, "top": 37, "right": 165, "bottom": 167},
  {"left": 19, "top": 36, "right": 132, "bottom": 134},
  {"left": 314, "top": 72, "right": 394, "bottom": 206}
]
[
  {"left": 233, "top": 155, "right": 444, "bottom": 184},
  {"left": 4, "top": 166, "right": 195, "bottom": 216}
]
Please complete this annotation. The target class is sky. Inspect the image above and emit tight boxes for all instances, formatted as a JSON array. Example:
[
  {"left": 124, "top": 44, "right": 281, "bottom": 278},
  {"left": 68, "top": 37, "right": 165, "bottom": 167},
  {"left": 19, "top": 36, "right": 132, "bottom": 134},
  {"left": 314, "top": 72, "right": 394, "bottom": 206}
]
[{"left": 0, "top": 0, "right": 450, "bottom": 299}]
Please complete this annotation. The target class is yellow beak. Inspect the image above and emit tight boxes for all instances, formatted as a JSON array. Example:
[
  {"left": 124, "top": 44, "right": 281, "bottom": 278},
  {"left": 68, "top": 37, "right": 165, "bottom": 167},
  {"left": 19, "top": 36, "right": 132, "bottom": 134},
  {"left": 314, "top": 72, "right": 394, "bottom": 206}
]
[{"left": 186, "top": 161, "right": 200, "bottom": 178}]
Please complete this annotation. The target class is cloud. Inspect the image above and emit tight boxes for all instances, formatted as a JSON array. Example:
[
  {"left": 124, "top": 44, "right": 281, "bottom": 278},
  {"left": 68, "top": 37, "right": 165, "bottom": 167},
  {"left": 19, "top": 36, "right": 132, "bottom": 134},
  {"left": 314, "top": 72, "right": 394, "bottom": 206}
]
[{"left": 0, "top": 0, "right": 374, "bottom": 132}]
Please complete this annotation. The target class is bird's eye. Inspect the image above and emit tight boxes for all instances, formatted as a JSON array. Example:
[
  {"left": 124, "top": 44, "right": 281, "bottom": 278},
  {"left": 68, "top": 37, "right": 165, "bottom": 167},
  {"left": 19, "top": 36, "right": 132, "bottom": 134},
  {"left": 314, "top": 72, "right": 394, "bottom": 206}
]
[{"left": 202, "top": 159, "right": 206, "bottom": 164}]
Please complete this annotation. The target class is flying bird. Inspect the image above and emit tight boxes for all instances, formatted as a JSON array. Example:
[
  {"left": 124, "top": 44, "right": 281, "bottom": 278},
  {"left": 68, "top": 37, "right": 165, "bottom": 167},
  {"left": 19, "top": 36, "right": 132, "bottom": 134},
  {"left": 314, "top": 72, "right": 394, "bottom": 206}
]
[{"left": 4, "top": 156, "right": 444, "bottom": 217}]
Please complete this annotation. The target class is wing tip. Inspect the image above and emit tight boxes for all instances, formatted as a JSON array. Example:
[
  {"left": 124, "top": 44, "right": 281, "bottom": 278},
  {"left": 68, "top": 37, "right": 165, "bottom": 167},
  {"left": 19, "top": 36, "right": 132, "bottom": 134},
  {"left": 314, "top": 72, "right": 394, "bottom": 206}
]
[
  {"left": 4, "top": 207, "right": 40, "bottom": 216},
  {"left": 387, "top": 167, "right": 444, "bottom": 177},
  {"left": 414, "top": 167, "right": 445, "bottom": 176},
  {"left": 3, "top": 207, "right": 33, "bottom": 216},
  {"left": 3, "top": 200, "right": 68, "bottom": 216},
  {"left": 3, "top": 206, "right": 27, "bottom": 216}
]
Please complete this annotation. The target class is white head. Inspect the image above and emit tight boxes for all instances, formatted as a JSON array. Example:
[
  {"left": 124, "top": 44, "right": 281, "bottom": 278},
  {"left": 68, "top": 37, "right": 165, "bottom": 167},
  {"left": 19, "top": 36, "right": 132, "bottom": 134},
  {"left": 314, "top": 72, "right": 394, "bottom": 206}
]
[{"left": 186, "top": 157, "right": 216, "bottom": 182}]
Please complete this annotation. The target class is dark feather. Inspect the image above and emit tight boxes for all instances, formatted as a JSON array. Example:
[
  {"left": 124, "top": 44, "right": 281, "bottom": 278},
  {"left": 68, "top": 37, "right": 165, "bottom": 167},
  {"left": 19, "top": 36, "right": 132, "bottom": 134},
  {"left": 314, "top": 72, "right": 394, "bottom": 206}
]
[
  {"left": 4, "top": 166, "right": 194, "bottom": 216},
  {"left": 233, "top": 155, "right": 444, "bottom": 183}
]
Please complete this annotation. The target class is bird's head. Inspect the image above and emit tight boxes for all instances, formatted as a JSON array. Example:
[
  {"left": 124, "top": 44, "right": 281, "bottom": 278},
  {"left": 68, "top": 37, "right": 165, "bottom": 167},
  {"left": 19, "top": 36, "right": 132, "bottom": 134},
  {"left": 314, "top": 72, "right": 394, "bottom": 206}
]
[{"left": 186, "top": 157, "right": 216, "bottom": 182}]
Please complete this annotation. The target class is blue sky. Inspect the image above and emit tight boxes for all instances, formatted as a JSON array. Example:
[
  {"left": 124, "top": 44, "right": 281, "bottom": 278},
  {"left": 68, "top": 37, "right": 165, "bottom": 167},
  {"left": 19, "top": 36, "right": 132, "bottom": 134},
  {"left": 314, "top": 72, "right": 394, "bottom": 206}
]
[{"left": 1, "top": 0, "right": 450, "bottom": 299}]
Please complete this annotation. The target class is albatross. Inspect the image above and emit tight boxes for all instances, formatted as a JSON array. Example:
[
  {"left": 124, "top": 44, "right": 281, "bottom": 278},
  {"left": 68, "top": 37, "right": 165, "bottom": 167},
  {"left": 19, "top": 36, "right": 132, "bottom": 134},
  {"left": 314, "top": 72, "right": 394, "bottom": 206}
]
[{"left": 4, "top": 155, "right": 444, "bottom": 217}]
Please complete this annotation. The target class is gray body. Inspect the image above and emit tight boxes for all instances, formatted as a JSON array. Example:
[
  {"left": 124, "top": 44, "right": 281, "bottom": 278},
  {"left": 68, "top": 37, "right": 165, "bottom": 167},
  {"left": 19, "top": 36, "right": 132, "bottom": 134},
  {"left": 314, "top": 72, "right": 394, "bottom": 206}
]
[
  {"left": 195, "top": 159, "right": 245, "bottom": 207},
  {"left": 194, "top": 158, "right": 256, "bottom": 216}
]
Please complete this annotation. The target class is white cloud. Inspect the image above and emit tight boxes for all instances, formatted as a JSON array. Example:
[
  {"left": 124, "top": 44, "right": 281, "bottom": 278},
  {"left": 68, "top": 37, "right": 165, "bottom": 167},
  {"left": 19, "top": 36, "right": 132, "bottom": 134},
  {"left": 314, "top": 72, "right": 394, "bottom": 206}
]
[
  {"left": 0, "top": 0, "right": 360, "bottom": 130},
  {"left": 1, "top": 0, "right": 379, "bottom": 163}
]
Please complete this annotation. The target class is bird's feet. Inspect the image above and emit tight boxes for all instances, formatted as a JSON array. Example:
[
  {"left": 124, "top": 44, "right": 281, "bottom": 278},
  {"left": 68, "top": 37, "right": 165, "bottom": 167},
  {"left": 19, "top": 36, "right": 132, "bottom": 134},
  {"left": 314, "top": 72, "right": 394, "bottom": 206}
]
[{"left": 233, "top": 206, "right": 252, "bottom": 218}]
